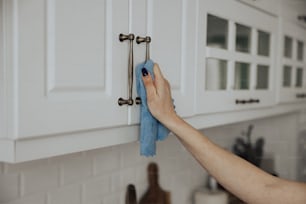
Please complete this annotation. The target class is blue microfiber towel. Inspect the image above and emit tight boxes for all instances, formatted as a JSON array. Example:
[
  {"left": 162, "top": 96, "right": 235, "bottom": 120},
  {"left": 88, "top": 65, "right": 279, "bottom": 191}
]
[{"left": 136, "top": 59, "right": 170, "bottom": 156}]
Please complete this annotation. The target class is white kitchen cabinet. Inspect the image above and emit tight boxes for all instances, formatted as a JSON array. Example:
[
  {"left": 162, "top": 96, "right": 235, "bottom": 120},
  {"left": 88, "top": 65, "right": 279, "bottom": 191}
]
[
  {"left": 0, "top": 0, "right": 197, "bottom": 162},
  {"left": 196, "top": 0, "right": 277, "bottom": 114},
  {"left": 277, "top": 20, "right": 306, "bottom": 103},
  {"left": 3, "top": 0, "right": 131, "bottom": 139}
]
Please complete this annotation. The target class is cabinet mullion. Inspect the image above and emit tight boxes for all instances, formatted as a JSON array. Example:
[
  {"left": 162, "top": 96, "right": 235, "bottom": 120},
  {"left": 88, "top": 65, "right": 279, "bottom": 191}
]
[
  {"left": 250, "top": 63, "right": 257, "bottom": 91},
  {"left": 228, "top": 20, "right": 235, "bottom": 52},
  {"left": 228, "top": 60, "right": 235, "bottom": 91}
]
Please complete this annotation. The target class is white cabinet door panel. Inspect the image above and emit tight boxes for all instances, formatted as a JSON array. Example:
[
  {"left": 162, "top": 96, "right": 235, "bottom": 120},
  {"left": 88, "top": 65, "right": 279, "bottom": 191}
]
[
  {"left": 17, "top": 0, "right": 129, "bottom": 138},
  {"left": 146, "top": 0, "right": 196, "bottom": 118},
  {"left": 278, "top": 21, "right": 306, "bottom": 103}
]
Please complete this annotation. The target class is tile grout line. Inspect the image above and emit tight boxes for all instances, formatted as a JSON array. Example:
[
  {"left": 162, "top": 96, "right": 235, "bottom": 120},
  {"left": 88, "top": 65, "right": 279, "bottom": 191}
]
[{"left": 19, "top": 172, "right": 24, "bottom": 198}]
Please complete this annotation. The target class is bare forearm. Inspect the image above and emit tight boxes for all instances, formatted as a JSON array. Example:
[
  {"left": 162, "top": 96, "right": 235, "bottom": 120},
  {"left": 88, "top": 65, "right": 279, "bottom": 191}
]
[
  {"left": 162, "top": 115, "right": 306, "bottom": 204},
  {"left": 141, "top": 65, "right": 306, "bottom": 203}
]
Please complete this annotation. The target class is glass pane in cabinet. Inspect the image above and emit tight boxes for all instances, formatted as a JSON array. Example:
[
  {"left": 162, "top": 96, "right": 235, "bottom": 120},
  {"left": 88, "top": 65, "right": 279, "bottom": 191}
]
[
  {"left": 234, "top": 62, "right": 250, "bottom": 90},
  {"left": 284, "top": 36, "right": 293, "bottom": 58},
  {"left": 297, "top": 41, "right": 304, "bottom": 61},
  {"left": 236, "top": 24, "right": 251, "bottom": 53},
  {"left": 283, "top": 65, "right": 292, "bottom": 87},
  {"left": 256, "top": 65, "right": 269, "bottom": 89},
  {"left": 207, "top": 14, "right": 228, "bottom": 49},
  {"left": 205, "top": 58, "right": 227, "bottom": 90},
  {"left": 296, "top": 68, "right": 303, "bottom": 87},
  {"left": 258, "top": 30, "right": 270, "bottom": 56}
]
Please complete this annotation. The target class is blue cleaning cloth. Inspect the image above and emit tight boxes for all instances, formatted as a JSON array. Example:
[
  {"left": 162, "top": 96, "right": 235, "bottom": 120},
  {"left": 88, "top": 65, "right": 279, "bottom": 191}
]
[{"left": 136, "top": 59, "right": 170, "bottom": 156}]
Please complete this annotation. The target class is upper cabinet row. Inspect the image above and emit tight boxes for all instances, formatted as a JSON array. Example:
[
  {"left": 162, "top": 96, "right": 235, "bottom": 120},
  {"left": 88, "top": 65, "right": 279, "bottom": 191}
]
[
  {"left": 0, "top": 0, "right": 195, "bottom": 140},
  {"left": 1, "top": 0, "right": 305, "bottom": 142}
]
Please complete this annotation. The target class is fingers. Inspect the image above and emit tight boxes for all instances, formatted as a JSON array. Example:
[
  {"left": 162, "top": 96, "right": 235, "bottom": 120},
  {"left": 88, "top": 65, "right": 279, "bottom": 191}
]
[
  {"left": 153, "top": 64, "right": 166, "bottom": 90},
  {"left": 153, "top": 63, "right": 164, "bottom": 80},
  {"left": 141, "top": 68, "right": 157, "bottom": 99}
]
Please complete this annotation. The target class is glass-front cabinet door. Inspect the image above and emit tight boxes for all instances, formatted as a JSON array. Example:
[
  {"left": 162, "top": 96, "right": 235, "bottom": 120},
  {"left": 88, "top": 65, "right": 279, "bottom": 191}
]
[
  {"left": 278, "top": 21, "right": 306, "bottom": 103},
  {"left": 196, "top": 0, "right": 277, "bottom": 114}
]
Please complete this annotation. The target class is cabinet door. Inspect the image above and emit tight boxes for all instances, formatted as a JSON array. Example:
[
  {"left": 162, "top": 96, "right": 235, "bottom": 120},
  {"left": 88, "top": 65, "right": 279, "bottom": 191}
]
[
  {"left": 129, "top": 0, "right": 196, "bottom": 124},
  {"left": 278, "top": 21, "right": 306, "bottom": 103},
  {"left": 196, "top": 0, "right": 277, "bottom": 114},
  {"left": 17, "top": 0, "right": 129, "bottom": 138}
]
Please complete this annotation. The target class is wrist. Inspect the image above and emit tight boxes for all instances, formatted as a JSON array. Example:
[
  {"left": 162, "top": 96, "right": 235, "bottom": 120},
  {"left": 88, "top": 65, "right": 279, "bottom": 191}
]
[{"left": 160, "top": 112, "right": 181, "bottom": 129}]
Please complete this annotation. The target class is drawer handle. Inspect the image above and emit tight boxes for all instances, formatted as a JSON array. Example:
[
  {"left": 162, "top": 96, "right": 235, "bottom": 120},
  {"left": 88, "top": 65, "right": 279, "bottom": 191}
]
[
  {"left": 118, "top": 33, "right": 135, "bottom": 106},
  {"left": 236, "top": 99, "right": 260, "bottom": 104},
  {"left": 296, "top": 93, "right": 306, "bottom": 99}
]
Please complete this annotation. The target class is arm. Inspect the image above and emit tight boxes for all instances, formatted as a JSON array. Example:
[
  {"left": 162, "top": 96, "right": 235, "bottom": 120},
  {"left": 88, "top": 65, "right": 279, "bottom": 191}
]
[{"left": 141, "top": 64, "right": 306, "bottom": 204}]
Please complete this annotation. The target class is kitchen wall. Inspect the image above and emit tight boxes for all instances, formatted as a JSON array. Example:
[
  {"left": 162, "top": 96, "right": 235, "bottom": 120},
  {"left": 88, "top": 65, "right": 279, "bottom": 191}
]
[{"left": 0, "top": 112, "right": 305, "bottom": 204}]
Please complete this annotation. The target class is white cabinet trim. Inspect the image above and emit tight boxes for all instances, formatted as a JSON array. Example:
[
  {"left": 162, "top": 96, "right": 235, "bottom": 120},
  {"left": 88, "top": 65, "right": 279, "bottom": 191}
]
[
  {"left": 1, "top": 0, "right": 19, "bottom": 139},
  {"left": 0, "top": 103, "right": 305, "bottom": 163}
]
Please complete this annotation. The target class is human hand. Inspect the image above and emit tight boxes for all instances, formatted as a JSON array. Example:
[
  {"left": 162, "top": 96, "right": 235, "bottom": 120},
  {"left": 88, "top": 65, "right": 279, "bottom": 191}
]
[{"left": 141, "top": 64, "right": 177, "bottom": 123}]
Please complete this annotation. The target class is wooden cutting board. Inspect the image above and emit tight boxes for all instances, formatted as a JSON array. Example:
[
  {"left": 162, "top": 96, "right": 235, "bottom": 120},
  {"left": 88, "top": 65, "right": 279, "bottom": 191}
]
[
  {"left": 139, "top": 162, "right": 171, "bottom": 204},
  {"left": 125, "top": 184, "right": 137, "bottom": 204}
]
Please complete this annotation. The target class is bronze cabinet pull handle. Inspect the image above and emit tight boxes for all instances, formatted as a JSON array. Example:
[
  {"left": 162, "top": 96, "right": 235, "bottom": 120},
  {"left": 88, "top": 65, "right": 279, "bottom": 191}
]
[
  {"left": 135, "top": 36, "right": 152, "bottom": 105},
  {"left": 135, "top": 97, "right": 142, "bottom": 105},
  {"left": 136, "top": 36, "right": 151, "bottom": 62},
  {"left": 118, "top": 33, "right": 135, "bottom": 106}
]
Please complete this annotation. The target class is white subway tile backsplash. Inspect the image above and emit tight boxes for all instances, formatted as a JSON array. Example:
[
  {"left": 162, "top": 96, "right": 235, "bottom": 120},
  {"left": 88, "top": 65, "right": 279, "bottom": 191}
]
[
  {"left": 22, "top": 165, "right": 58, "bottom": 196},
  {"left": 48, "top": 184, "right": 81, "bottom": 204},
  {"left": 170, "top": 171, "right": 193, "bottom": 204},
  {"left": 102, "top": 193, "right": 120, "bottom": 204},
  {"left": 3, "top": 194, "right": 45, "bottom": 204},
  {"left": 190, "top": 167, "right": 207, "bottom": 189},
  {"left": 0, "top": 174, "right": 20, "bottom": 203},
  {"left": 119, "top": 167, "right": 137, "bottom": 191},
  {"left": 118, "top": 190, "right": 126, "bottom": 204},
  {"left": 82, "top": 199, "right": 102, "bottom": 204},
  {"left": 287, "top": 156, "right": 299, "bottom": 179},
  {"left": 135, "top": 163, "right": 148, "bottom": 186},
  {"left": 159, "top": 135, "right": 184, "bottom": 158},
  {"left": 3, "top": 159, "right": 48, "bottom": 174},
  {"left": 136, "top": 184, "right": 147, "bottom": 202},
  {"left": 110, "top": 171, "right": 121, "bottom": 193},
  {"left": 82, "top": 176, "right": 110, "bottom": 202},
  {"left": 93, "top": 147, "right": 120, "bottom": 176},
  {"left": 60, "top": 155, "right": 92, "bottom": 185},
  {"left": 0, "top": 163, "right": 3, "bottom": 174},
  {"left": 119, "top": 142, "right": 147, "bottom": 168},
  {"left": 298, "top": 110, "right": 306, "bottom": 127},
  {"left": 0, "top": 113, "right": 301, "bottom": 204}
]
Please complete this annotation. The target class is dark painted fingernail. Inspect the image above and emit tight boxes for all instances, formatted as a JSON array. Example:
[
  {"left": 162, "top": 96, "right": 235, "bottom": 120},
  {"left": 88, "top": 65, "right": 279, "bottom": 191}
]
[{"left": 142, "top": 68, "right": 148, "bottom": 76}]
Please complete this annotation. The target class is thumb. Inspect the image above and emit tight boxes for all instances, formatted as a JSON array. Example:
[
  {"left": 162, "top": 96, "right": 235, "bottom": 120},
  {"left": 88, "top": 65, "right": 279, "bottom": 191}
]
[{"left": 142, "top": 68, "right": 157, "bottom": 99}]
